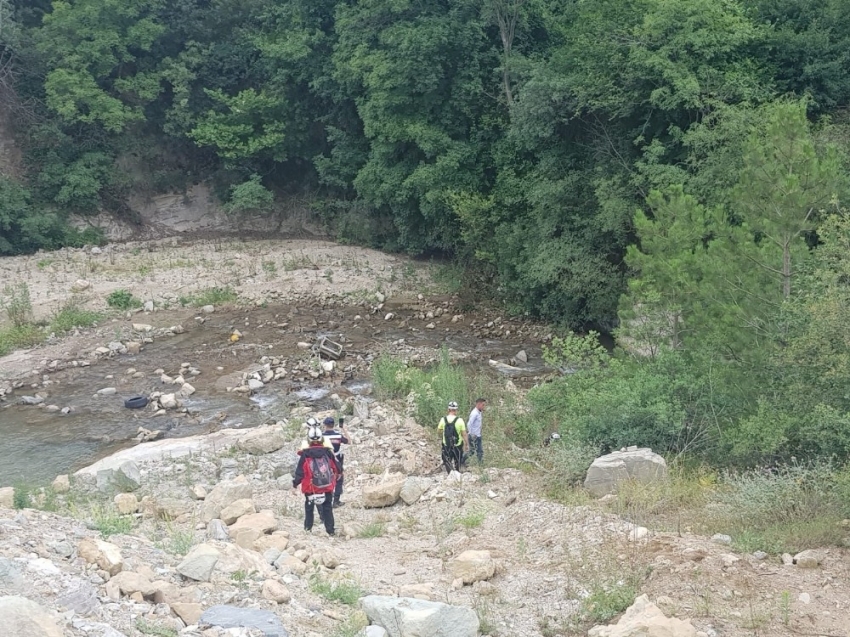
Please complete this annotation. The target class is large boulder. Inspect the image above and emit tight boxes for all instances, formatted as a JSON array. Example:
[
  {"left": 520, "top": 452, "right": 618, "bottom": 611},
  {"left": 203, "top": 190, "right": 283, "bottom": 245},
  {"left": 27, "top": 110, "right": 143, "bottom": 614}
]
[
  {"left": 109, "top": 571, "right": 157, "bottom": 598},
  {"left": 363, "top": 475, "right": 406, "bottom": 508},
  {"left": 361, "top": 596, "right": 479, "bottom": 637},
  {"left": 0, "top": 596, "right": 64, "bottom": 637},
  {"left": 227, "top": 510, "right": 277, "bottom": 538},
  {"left": 449, "top": 550, "right": 496, "bottom": 584},
  {"left": 237, "top": 426, "right": 286, "bottom": 455},
  {"left": 584, "top": 448, "right": 668, "bottom": 497},
  {"left": 200, "top": 605, "right": 288, "bottom": 637},
  {"left": 588, "top": 595, "right": 697, "bottom": 637},
  {"left": 77, "top": 539, "right": 124, "bottom": 575},
  {"left": 177, "top": 544, "right": 220, "bottom": 582},
  {"left": 399, "top": 477, "right": 431, "bottom": 505},
  {"left": 202, "top": 476, "right": 254, "bottom": 522},
  {"left": 220, "top": 498, "right": 256, "bottom": 525}
]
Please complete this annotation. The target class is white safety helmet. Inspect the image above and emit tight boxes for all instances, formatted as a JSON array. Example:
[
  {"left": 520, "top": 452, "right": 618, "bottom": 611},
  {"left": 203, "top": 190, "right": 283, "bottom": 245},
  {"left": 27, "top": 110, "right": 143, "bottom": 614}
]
[
  {"left": 305, "top": 416, "right": 319, "bottom": 428},
  {"left": 447, "top": 401, "right": 458, "bottom": 410},
  {"left": 307, "top": 426, "right": 323, "bottom": 442}
]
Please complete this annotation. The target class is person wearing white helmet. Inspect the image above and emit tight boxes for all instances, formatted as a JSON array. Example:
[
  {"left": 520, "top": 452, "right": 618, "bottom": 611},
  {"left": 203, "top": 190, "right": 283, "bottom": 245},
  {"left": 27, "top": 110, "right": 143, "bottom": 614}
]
[
  {"left": 292, "top": 423, "right": 340, "bottom": 535},
  {"left": 298, "top": 416, "right": 333, "bottom": 456},
  {"left": 438, "top": 401, "right": 469, "bottom": 474}
]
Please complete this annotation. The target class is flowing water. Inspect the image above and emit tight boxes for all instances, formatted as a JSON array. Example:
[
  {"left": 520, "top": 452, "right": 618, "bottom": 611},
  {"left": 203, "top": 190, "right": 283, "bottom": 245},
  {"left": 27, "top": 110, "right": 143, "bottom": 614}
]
[{"left": 0, "top": 304, "right": 548, "bottom": 484}]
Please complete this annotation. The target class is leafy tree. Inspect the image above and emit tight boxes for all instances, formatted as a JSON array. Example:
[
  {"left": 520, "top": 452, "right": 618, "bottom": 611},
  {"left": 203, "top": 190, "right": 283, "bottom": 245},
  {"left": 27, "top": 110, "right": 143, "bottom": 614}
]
[{"left": 37, "top": 0, "right": 166, "bottom": 132}]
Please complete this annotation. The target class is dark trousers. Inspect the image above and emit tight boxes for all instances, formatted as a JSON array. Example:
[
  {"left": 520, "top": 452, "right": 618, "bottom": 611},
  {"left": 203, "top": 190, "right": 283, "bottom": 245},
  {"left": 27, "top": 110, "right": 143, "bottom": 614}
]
[
  {"left": 467, "top": 435, "right": 483, "bottom": 464},
  {"left": 304, "top": 493, "right": 335, "bottom": 534},
  {"left": 334, "top": 456, "right": 344, "bottom": 502},
  {"left": 442, "top": 444, "right": 463, "bottom": 474}
]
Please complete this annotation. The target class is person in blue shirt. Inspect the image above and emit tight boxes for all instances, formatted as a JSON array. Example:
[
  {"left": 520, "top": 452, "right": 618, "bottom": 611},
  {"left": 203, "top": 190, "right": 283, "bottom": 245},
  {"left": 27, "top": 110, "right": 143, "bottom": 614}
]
[{"left": 322, "top": 416, "right": 351, "bottom": 507}]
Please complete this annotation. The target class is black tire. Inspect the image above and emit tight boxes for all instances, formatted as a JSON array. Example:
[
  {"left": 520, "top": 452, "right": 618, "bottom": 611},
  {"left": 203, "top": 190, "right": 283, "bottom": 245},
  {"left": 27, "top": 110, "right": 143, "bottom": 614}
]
[{"left": 124, "top": 395, "right": 149, "bottom": 409}]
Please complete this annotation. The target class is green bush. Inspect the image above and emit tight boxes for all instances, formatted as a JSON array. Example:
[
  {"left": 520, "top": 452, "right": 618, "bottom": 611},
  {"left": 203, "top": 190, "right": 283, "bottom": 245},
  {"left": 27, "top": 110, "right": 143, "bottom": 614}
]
[
  {"left": 411, "top": 349, "right": 469, "bottom": 428},
  {"left": 187, "top": 286, "right": 238, "bottom": 307},
  {"left": 0, "top": 324, "right": 43, "bottom": 355},
  {"left": 309, "top": 574, "right": 365, "bottom": 605},
  {"left": 2, "top": 282, "right": 33, "bottom": 327},
  {"left": 106, "top": 289, "right": 142, "bottom": 310},
  {"left": 372, "top": 355, "right": 416, "bottom": 398},
  {"left": 50, "top": 299, "right": 101, "bottom": 333}
]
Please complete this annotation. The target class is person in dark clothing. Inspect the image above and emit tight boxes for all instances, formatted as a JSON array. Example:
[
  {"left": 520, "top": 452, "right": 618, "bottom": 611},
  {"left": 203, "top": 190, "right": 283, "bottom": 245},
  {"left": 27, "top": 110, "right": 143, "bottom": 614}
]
[
  {"left": 292, "top": 425, "right": 340, "bottom": 535},
  {"left": 322, "top": 416, "right": 351, "bottom": 507},
  {"left": 438, "top": 401, "right": 468, "bottom": 474}
]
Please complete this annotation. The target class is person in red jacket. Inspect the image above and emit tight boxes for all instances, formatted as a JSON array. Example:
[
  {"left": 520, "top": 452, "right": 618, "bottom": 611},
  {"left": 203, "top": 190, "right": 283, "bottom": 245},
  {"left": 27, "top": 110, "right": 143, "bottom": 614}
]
[{"left": 292, "top": 424, "right": 340, "bottom": 535}]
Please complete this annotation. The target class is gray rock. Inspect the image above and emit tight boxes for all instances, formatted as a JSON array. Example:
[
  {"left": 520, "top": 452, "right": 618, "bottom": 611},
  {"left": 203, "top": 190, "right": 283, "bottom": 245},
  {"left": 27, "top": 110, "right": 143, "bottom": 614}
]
[
  {"left": 247, "top": 379, "right": 265, "bottom": 391},
  {"left": 48, "top": 540, "right": 73, "bottom": 558},
  {"left": 200, "top": 605, "right": 288, "bottom": 637},
  {"left": 208, "top": 519, "right": 230, "bottom": 541},
  {"left": 362, "top": 475, "right": 406, "bottom": 508},
  {"left": 263, "top": 548, "right": 282, "bottom": 564},
  {"left": 237, "top": 426, "right": 286, "bottom": 455},
  {"left": 0, "top": 596, "right": 64, "bottom": 637},
  {"left": 399, "top": 477, "right": 431, "bottom": 505},
  {"left": 365, "top": 627, "right": 388, "bottom": 637},
  {"left": 56, "top": 582, "right": 100, "bottom": 616},
  {"left": 97, "top": 387, "right": 117, "bottom": 396},
  {"left": 115, "top": 461, "right": 141, "bottom": 491},
  {"left": 584, "top": 448, "right": 668, "bottom": 497},
  {"left": 96, "top": 469, "right": 116, "bottom": 492},
  {"left": 202, "top": 476, "right": 254, "bottom": 522},
  {"left": 20, "top": 396, "right": 44, "bottom": 406},
  {"left": 177, "top": 543, "right": 220, "bottom": 582},
  {"left": 0, "top": 558, "right": 24, "bottom": 590},
  {"left": 711, "top": 534, "right": 732, "bottom": 546},
  {"left": 515, "top": 349, "right": 528, "bottom": 363},
  {"left": 361, "top": 596, "right": 479, "bottom": 637}
]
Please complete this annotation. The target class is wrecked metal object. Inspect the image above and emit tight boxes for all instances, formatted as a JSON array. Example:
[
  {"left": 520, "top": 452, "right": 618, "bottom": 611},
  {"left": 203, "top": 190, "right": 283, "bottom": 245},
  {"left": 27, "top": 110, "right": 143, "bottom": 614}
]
[{"left": 315, "top": 337, "right": 344, "bottom": 360}]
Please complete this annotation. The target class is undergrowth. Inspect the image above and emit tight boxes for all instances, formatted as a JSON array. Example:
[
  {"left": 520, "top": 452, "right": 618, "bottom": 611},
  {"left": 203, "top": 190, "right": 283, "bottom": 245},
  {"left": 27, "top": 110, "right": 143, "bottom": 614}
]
[{"left": 309, "top": 574, "right": 365, "bottom": 605}]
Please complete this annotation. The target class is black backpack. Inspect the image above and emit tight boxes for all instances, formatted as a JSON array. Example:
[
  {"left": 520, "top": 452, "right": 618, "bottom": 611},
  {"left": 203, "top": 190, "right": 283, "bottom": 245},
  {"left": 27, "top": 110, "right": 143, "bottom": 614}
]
[{"left": 442, "top": 415, "right": 459, "bottom": 447}]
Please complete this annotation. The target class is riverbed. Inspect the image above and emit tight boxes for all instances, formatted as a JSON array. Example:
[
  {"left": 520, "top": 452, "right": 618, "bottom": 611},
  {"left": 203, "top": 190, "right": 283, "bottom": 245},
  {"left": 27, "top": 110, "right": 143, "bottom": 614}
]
[{"left": 0, "top": 302, "right": 547, "bottom": 484}]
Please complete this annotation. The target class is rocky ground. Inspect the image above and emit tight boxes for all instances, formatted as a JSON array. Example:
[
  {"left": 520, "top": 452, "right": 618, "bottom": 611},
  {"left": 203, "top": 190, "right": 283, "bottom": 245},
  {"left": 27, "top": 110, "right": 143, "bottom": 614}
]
[
  {"left": 1, "top": 405, "right": 849, "bottom": 637},
  {"left": 1, "top": 239, "right": 849, "bottom": 637}
]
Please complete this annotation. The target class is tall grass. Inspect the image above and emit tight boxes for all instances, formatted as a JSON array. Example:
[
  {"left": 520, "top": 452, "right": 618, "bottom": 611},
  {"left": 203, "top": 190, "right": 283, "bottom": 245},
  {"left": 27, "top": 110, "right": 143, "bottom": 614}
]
[{"left": 50, "top": 298, "right": 101, "bottom": 333}]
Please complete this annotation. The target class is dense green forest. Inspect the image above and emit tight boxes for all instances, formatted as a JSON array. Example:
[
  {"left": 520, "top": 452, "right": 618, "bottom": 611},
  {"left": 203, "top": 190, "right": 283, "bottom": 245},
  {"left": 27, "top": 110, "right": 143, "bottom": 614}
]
[
  {"left": 2, "top": 0, "right": 848, "bottom": 330},
  {"left": 2, "top": 0, "right": 850, "bottom": 464}
]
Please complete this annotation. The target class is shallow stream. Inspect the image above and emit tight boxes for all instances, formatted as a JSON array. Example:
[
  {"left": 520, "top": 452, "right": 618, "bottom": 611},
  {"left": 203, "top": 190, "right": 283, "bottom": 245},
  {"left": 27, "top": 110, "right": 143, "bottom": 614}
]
[{"left": 0, "top": 304, "right": 547, "bottom": 484}]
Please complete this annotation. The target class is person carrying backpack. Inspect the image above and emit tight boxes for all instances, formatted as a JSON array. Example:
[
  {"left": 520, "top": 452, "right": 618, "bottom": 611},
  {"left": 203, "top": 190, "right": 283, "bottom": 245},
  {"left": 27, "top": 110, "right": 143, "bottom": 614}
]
[
  {"left": 292, "top": 424, "right": 340, "bottom": 535},
  {"left": 438, "top": 401, "right": 469, "bottom": 474},
  {"left": 322, "top": 416, "right": 351, "bottom": 507}
]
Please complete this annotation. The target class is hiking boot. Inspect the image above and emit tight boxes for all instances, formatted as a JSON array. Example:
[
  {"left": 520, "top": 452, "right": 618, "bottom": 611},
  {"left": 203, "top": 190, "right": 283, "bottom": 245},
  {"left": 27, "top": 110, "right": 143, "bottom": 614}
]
[{"left": 333, "top": 500, "right": 344, "bottom": 508}]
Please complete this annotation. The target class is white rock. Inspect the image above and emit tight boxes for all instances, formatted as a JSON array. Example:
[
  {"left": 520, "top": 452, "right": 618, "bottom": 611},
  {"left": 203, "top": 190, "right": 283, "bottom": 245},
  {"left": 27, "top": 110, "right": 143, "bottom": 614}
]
[
  {"left": 77, "top": 539, "right": 123, "bottom": 576},
  {"left": 261, "top": 579, "right": 291, "bottom": 604},
  {"left": 247, "top": 379, "right": 264, "bottom": 391},
  {"left": 584, "top": 448, "right": 668, "bottom": 497},
  {"left": 201, "top": 305, "right": 215, "bottom": 314},
  {"left": 71, "top": 279, "right": 91, "bottom": 292},
  {"left": 711, "top": 534, "right": 732, "bottom": 545},
  {"left": 236, "top": 426, "right": 286, "bottom": 455},
  {"left": 588, "top": 594, "right": 697, "bottom": 637},
  {"left": 793, "top": 549, "right": 822, "bottom": 569},
  {"left": 202, "top": 476, "right": 254, "bottom": 522},
  {"left": 178, "top": 382, "right": 196, "bottom": 397},
  {"left": 177, "top": 544, "right": 220, "bottom": 582},
  {"left": 97, "top": 387, "right": 117, "bottom": 396},
  {"left": 798, "top": 592, "right": 811, "bottom": 604},
  {"left": 449, "top": 550, "right": 495, "bottom": 584},
  {"left": 363, "top": 475, "right": 406, "bottom": 508},
  {"left": 132, "top": 323, "right": 152, "bottom": 332},
  {"left": 159, "top": 393, "right": 178, "bottom": 409}
]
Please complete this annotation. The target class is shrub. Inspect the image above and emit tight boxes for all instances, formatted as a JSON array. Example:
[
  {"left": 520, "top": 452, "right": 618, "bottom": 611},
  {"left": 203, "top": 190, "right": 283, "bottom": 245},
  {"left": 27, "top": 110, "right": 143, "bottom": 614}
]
[
  {"left": 372, "top": 355, "right": 415, "bottom": 398},
  {"left": 188, "top": 286, "right": 237, "bottom": 307},
  {"left": 50, "top": 298, "right": 101, "bottom": 333},
  {"left": 309, "top": 574, "right": 365, "bottom": 605},
  {"left": 225, "top": 174, "right": 274, "bottom": 215},
  {"left": 106, "top": 289, "right": 142, "bottom": 310},
  {"left": 0, "top": 324, "right": 43, "bottom": 355},
  {"left": 705, "top": 461, "right": 850, "bottom": 553},
  {"left": 2, "top": 282, "right": 33, "bottom": 327},
  {"left": 412, "top": 348, "right": 469, "bottom": 428}
]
